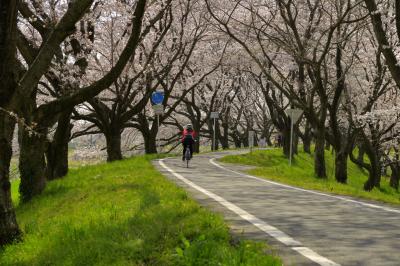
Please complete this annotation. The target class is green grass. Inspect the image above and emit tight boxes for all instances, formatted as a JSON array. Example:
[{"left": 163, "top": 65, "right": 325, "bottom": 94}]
[
  {"left": 1, "top": 155, "right": 281, "bottom": 266},
  {"left": 220, "top": 149, "right": 400, "bottom": 205}
]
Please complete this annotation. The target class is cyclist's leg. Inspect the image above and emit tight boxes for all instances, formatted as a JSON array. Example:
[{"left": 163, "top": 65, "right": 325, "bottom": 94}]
[
  {"left": 189, "top": 143, "right": 194, "bottom": 158},
  {"left": 182, "top": 143, "right": 187, "bottom": 161}
]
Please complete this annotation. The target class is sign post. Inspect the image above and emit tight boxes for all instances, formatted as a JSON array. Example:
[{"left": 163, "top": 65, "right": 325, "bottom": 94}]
[
  {"left": 249, "top": 131, "right": 255, "bottom": 153},
  {"left": 210, "top": 112, "right": 219, "bottom": 151},
  {"left": 152, "top": 91, "right": 165, "bottom": 153},
  {"left": 285, "top": 109, "right": 303, "bottom": 166}
]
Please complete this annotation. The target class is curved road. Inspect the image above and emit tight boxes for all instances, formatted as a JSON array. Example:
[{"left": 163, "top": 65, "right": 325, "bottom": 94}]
[{"left": 154, "top": 151, "right": 400, "bottom": 266}]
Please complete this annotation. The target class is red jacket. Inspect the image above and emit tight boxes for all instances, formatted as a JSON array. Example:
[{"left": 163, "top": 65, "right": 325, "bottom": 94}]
[{"left": 181, "top": 129, "right": 196, "bottom": 143}]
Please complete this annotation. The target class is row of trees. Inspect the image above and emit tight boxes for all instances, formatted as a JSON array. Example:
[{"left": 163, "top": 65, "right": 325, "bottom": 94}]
[
  {"left": 1, "top": 0, "right": 400, "bottom": 248},
  {"left": 204, "top": 0, "right": 400, "bottom": 190}
]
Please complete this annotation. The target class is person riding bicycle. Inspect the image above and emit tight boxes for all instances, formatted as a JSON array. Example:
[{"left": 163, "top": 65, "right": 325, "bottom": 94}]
[{"left": 181, "top": 124, "right": 196, "bottom": 161}]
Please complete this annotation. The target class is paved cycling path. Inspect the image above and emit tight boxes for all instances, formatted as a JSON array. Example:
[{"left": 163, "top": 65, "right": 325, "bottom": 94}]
[{"left": 154, "top": 151, "right": 400, "bottom": 266}]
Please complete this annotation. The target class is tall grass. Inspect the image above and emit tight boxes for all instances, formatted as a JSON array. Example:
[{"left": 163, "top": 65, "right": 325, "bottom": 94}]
[
  {"left": 1, "top": 155, "right": 281, "bottom": 266},
  {"left": 221, "top": 149, "right": 400, "bottom": 205}
]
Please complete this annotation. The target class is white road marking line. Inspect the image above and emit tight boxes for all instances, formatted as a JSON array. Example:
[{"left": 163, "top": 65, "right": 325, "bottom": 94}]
[
  {"left": 210, "top": 158, "right": 400, "bottom": 214},
  {"left": 159, "top": 159, "right": 340, "bottom": 266},
  {"left": 293, "top": 247, "right": 340, "bottom": 266}
]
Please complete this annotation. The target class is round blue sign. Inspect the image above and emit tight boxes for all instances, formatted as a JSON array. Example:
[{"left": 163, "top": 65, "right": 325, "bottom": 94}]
[{"left": 151, "top": 91, "right": 164, "bottom": 105}]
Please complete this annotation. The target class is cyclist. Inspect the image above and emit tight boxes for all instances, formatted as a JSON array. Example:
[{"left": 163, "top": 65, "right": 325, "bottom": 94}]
[{"left": 181, "top": 124, "right": 196, "bottom": 161}]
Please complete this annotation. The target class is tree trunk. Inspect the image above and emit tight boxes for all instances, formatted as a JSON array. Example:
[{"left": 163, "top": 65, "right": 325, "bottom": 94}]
[
  {"left": 325, "top": 143, "right": 331, "bottom": 151},
  {"left": 293, "top": 131, "right": 299, "bottom": 155},
  {"left": 241, "top": 133, "right": 248, "bottom": 148},
  {"left": 212, "top": 137, "right": 220, "bottom": 150},
  {"left": 106, "top": 130, "right": 123, "bottom": 161},
  {"left": 357, "top": 144, "right": 365, "bottom": 164},
  {"left": 220, "top": 124, "right": 229, "bottom": 149},
  {"left": 0, "top": 0, "right": 22, "bottom": 245},
  {"left": 144, "top": 133, "right": 157, "bottom": 154},
  {"left": 193, "top": 137, "right": 200, "bottom": 153},
  {"left": 211, "top": 132, "right": 220, "bottom": 150},
  {"left": 220, "top": 136, "right": 229, "bottom": 150},
  {"left": 46, "top": 110, "right": 72, "bottom": 180},
  {"left": 314, "top": 128, "right": 327, "bottom": 178},
  {"left": 335, "top": 151, "right": 348, "bottom": 183},
  {"left": 303, "top": 123, "right": 312, "bottom": 154},
  {"left": 303, "top": 138, "right": 311, "bottom": 154},
  {"left": 364, "top": 163, "right": 380, "bottom": 191},
  {"left": 18, "top": 126, "right": 47, "bottom": 202},
  {"left": 282, "top": 128, "right": 291, "bottom": 158},
  {"left": 232, "top": 134, "right": 241, "bottom": 148},
  {"left": 193, "top": 125, "right": 200, "bottom": 153},
  {"left": 0, "top": 113, "right": 21, "bottom": 245},
  {"left": 389, "top": 162, "right": 399, "bottom": 190},
  {"left": 363, "top": 150, "right": 381, "bottom": 191}
]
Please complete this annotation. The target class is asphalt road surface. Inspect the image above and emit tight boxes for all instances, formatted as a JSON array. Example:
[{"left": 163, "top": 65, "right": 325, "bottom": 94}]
[{"left": 154, "top": 151, "right": 400, "bottom": 266}]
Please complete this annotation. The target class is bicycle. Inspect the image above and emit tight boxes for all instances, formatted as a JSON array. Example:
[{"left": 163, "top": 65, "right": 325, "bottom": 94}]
[{"left": 184, "top": 146, "right": 191, "bottom": 168}]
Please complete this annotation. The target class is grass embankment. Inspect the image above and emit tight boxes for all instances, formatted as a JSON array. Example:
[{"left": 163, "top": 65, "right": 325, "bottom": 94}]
[
  {"left": 221, "top": 149, "right": 400, "bottom": 205},
  {"left": 1, "top": 155, "right": 281, "bottom": 266}
]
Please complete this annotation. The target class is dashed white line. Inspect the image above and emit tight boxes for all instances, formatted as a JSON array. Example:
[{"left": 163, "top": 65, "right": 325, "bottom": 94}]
[
  {"left": 159, "top": 159, "right": 340, "bottom": 266},
  {"left": 210, "top": 158, "right": 400, "bottom": 214}
]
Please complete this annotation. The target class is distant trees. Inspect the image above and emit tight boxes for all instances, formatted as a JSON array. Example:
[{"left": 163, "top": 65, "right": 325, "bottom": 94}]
[
  {"left": 205, "top": 0, "right": 400, "bottom": 190},
  {"left": 72, "top": 0, "right": 172, "bottom": 161}
]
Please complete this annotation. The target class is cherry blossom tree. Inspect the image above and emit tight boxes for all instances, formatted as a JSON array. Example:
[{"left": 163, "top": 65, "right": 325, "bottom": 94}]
[
  {"left": 345, "top": 37, "right": 399, "bottom": 190},
  {"left": 72, "top": 0, "right": 172, "bottom": 161},
  {"left": 205, "top": 0, "right": 365, "bottom": 179},
  {"left": 127, "top": 0, "right": 225, "bottom": 154},
  {"left": 364, "top": 0, "right": 400, "bottom": 90},
  {"left": 0, "top": 0, "right": 147, "bottom": 245}
]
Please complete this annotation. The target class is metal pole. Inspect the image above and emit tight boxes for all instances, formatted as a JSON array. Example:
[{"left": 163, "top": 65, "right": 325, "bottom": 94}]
[
  {"left": 157, "top": 114, "right": 160, "bottom": 153},
  {"left": 213, "top": 118, "right": 216, "bottom": 151},
  {"left": 250, "top": 132, "right": 253, "bottom": 154},
  {"left": 289, "top": 117, "right": 294, "bottom": 166}
]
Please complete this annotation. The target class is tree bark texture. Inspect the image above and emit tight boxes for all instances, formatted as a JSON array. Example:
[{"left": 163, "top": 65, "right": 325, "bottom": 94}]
[
  {"left": 364, "top": 0, "right": 400, "bottom": 91},
  {"left": 335, "top": 151, "right": 348, "bottom": 184},
  {"left": 314, "top": 128, "right": 327, "bottom": 178},
  {"left": 0, "top": 0, "right": 21, "bottom": 246},
  {"left": 219, "top": 136, "right": 229, "bottom": 150},
  {"left": 18, "top": 126, "right": 47, "bottom": 202},
  {"left": 106, "top": 130, "right": 123, "bottom": 162},
  {"left": 193, "top": 125, "right": 200, "bottom": 153},
  {"left": 144, "top": 133, "right": 157, "bottom": 154},
  {"left": 232, "top": 134, "right": 241, "bottom": 148},
  {"left": 390, "top": 162, "right": 400, "bottom": 190},
  {"left": 0, "top": 113, "right": 21, "bottom": 245},
  {"left": 282, "top": 128, "right": 291, "bottom": 158},
  {"left": 302, "top": 122, "right": 312, "bottom": 154},
  {"left": 363, "top": 148, "right": 381, "bottom": 191},
  {"left": 46, "top": 110, "right": 72, "bottom": 180},
  {"left": 357, "top": 144, "right": 365, "bottom": 164}
]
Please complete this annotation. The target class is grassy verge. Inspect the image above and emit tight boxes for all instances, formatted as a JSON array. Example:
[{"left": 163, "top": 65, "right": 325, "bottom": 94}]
[
  {"left": 220, "top": 149, "right": 400, "bottom": 205},
  {"left": 1, "top": 155, "right": 281, "bottom": 266}
]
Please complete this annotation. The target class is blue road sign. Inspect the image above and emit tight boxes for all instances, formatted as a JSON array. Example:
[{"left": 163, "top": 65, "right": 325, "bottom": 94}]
[{"left": 151, "top": 91, "right": 164, "bottom": 105}]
